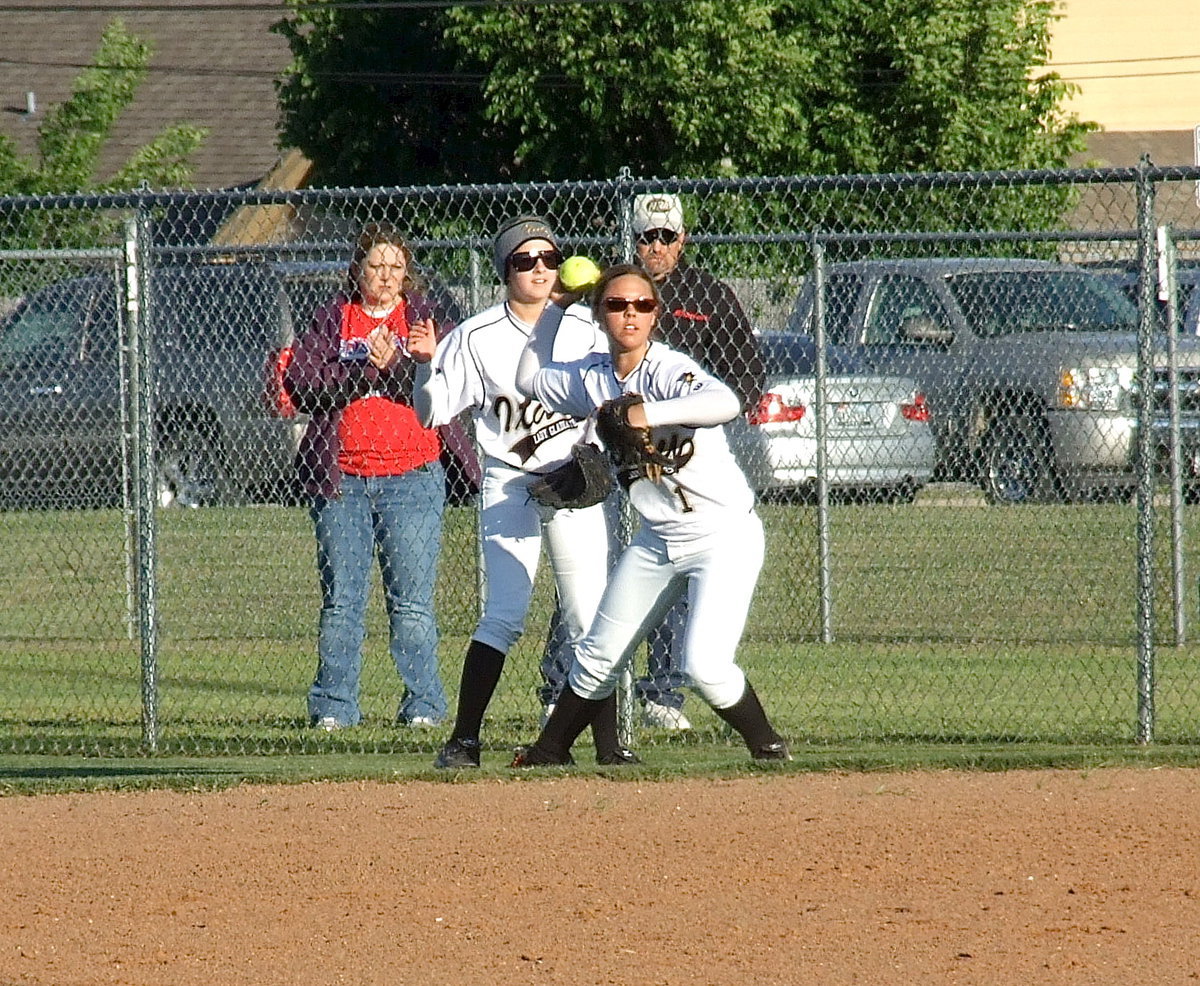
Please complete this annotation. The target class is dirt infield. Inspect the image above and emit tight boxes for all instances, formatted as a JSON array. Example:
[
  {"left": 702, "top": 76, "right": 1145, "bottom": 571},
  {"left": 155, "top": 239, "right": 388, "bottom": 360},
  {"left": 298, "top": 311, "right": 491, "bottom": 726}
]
[{"left": 2, "top": 767, "right": 1198, "bottom": 985}]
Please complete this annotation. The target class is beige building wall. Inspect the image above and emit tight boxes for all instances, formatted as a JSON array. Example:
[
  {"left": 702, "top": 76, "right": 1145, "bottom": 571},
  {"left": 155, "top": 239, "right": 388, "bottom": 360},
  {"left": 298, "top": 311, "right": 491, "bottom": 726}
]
[{"left": 1048, "top": 0, "right": 1199, "bottom": 133}]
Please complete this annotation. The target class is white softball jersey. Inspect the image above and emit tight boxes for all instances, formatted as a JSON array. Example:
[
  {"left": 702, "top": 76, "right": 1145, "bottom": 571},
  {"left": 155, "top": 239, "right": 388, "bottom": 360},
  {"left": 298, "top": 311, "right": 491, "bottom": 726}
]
[
  {"left": 417, "top": 300, "right": 605, "bottom": 472},
  {"left": 531, "top": 341, "right": 755, "bottom": 543}
]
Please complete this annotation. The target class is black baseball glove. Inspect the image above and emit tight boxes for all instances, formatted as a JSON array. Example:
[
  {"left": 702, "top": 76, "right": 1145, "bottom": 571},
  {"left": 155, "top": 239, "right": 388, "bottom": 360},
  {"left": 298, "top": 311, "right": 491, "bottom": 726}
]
[
  {"left": 595, "top": 393, "right": 673, "bottom": 488},
  {"left": 528, "top": 442, "right": 615, "bottom": 510}
]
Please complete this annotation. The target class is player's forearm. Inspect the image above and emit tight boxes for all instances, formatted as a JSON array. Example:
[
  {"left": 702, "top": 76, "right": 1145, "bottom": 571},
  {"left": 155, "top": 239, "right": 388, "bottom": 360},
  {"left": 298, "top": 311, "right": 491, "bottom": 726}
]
[
  {"left": 516, "top": 303, "right": 565, "bottom": 397},
  {"left": 412, "top": 362, "right": 439, "bottom": 426},
  {"left": 642, "top": 386, "right": 740, "bottom": 429}
]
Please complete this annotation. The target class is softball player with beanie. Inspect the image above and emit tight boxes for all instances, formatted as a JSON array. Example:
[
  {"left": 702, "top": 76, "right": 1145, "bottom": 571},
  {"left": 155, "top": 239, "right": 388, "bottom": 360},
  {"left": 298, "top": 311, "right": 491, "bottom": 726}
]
[
  {"left": 409, "top": 216, "right": 637, "bottom": 768},
  {"left": 510, "top": 263, "right": 790, "bottom": 765}
]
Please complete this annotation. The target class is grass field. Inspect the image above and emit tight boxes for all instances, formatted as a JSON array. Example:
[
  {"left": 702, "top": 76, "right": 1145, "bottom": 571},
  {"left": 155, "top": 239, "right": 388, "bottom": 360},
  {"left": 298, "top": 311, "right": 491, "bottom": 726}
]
[{"left": 3, "top": 494, "right": 1200, "bottom": 783}]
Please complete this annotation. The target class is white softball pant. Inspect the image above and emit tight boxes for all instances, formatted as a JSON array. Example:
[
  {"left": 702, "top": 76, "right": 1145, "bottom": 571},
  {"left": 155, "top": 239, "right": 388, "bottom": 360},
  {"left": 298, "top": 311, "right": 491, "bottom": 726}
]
[
  {"left": 569, "top": 509, "right": 765, "bottom": 710},
  {"left": 472, "top": 462, "right": 610, "bottom": 656}
]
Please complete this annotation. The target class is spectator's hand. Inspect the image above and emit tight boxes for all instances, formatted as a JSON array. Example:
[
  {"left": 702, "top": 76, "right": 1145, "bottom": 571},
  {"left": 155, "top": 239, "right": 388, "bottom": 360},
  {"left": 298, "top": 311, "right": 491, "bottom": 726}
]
[
  {"left": 366, "top": 324, "right": 398, "bottom": 370},
  {"left": 407, "top": 318, "right": 437, "bottom": 363}
]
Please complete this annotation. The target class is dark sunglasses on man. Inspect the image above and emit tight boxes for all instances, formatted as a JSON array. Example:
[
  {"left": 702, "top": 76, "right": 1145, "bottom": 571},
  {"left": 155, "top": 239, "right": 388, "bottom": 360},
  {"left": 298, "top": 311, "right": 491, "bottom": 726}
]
[
  {"left": 508, "top": 248, "right": 563, "bottom": 272},
  {"left": 635, "top": 228, "right": 679, "bottom": 247}
]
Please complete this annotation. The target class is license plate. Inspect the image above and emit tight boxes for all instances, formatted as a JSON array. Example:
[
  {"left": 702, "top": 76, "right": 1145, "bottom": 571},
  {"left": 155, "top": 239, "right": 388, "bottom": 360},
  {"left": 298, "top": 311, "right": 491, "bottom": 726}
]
[{"left": 832, "top": 402, "right": 876, "bottom": 430}]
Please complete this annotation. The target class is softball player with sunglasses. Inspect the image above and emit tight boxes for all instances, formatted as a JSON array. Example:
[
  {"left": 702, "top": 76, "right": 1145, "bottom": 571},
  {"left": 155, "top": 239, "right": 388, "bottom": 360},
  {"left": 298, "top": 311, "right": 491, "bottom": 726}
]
[
  {"left": 408, "top": 216, "right": 636, "bottom": 768},
  {"left": 509, "top": 263, "right": 789, "bottom": 765}
]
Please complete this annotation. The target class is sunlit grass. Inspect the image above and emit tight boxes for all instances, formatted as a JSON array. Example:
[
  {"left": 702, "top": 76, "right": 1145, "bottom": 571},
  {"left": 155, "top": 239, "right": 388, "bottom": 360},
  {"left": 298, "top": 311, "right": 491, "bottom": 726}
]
[{"left": 3, "top": 497, "right": 1200, "bottom": 766}]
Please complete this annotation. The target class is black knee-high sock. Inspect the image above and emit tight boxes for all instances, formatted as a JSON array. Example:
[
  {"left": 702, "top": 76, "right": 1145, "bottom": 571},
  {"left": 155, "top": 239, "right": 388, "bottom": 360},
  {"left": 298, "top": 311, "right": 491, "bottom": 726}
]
[
  {"left": 711, "top": 680, "right": 781, "bottom": 753},
  {"left": 448, "top": 640, "right": 505, "bottom": 742},
  {"left": 535, "top": 685, "right": 607, "bottom": 759},
  {"left": 588, "top": 692, "right": 621, "bottom": 756}
]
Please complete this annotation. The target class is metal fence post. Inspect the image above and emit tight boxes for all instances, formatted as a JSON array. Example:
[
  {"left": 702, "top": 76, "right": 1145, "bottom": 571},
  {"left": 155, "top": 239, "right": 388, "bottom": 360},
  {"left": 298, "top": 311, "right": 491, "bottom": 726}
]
[
  {"left": 467, "top": 248, "right": 482, "bottom": 318},
  {"left": 810, "top": 234, "right": 834, "bottom": 644},
  {"left": 614, "top": 170, "right": 637, "bottom": 745},
  {"left": 125, "top": 209, "right": 159, "bottom": 751},
  {"left": 1134, "top": 159, "right": 1157, "bottom": 744},
  {"left": 616, "top": 169, "right": 635, "bottom": 264},
  {"left": 1158, "top": 224, "right": 1186, "bottom": 646},
  {"left": 118, "top": 239, "right": 137, "bottom": 642}
]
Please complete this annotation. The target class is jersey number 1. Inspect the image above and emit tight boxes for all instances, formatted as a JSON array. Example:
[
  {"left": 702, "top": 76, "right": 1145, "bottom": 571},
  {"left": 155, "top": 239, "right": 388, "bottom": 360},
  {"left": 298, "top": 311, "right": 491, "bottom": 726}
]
[{"left": 672, "top": 482, "right": 694, "bottom": 513}]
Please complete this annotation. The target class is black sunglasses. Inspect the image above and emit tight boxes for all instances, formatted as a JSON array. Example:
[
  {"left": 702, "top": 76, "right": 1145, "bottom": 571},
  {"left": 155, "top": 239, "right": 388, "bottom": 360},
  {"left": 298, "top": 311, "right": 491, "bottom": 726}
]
[
  {"left": 602, "top": 296, "right": 657, "bottom": 314},
  {"left": 635, "top": 228, "right": 679, "bottom": 246},
  {"left": 508, "top": 249, "right": 563, "bottom": 272}
]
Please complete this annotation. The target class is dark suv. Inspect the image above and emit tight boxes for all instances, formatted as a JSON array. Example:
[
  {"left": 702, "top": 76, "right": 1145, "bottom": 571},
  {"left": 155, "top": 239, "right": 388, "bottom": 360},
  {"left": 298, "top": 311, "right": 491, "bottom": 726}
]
[{"left": 0, "top": 261, "right": 476, "bottom": 508}]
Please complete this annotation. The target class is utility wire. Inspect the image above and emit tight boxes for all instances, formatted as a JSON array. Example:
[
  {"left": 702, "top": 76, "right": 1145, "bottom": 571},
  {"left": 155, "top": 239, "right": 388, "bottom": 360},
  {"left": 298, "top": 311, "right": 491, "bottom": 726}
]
[
  {"left": 0, "top": 0, "right": 671, "bottom": 11},
  {"left": 4, "top": 50, "right": 1200, "bottom": 86}
]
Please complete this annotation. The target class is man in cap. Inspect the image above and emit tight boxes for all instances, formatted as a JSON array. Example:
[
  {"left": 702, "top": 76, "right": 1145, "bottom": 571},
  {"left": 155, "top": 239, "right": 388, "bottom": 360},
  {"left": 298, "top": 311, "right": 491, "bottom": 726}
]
[{"left": 631, "top": 192, "right": 766, "bottom": 730}]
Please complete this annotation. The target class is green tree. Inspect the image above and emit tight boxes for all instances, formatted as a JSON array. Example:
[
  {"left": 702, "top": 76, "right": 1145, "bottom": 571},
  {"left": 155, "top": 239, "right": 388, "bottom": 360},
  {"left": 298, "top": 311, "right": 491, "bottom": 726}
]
[
  {"left": 445, "top": 0, "right": 1092, "bottom": 180},
  {"left": 273, "top": 4, "right": 510, "bottom": 187},
  {"left": 276, "top": 0, "right": 1090, "bottom": 185}
]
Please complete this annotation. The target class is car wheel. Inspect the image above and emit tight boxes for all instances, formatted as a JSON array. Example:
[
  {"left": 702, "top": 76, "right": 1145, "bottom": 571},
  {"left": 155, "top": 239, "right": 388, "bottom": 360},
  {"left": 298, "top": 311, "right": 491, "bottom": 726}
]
[
  {"left": 980, "top": 415, "right": 1056, "bottom": 505},
  {"left": 156, "top": 427, "right": 232, "bottom": 509},
  {"left": 886, "top": 479, "right": 919, "bottom": 504}
]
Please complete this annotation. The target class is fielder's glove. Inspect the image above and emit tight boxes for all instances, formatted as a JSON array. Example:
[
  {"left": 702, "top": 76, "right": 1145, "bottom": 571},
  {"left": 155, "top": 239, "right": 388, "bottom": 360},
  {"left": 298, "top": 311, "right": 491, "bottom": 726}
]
[
  {"left": 594, "top": 392, "right": 672, "bottom": 487},
  {"left": 528, "top": 442, "right": 615, "bottom": 510}
]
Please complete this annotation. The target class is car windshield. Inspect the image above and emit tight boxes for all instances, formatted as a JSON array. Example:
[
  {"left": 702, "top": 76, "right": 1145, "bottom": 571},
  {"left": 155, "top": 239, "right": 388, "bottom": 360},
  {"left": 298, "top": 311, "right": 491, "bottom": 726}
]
[
  {"left": 0, "top": 281, "right": 96, "bottom": 373},
  {"left": 947, "top": 271, "right": 1138, "bottom": 335}
]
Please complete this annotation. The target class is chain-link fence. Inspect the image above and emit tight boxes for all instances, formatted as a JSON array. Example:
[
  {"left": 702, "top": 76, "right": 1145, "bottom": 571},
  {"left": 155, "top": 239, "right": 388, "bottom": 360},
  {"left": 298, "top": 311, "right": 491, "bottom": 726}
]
[{"left": 2, "top": 164, "right": 1200, "bottom": 757}]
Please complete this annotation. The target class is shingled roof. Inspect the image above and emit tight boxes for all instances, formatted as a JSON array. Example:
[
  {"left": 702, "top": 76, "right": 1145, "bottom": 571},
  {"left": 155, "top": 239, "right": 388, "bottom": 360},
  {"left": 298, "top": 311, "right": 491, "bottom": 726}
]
[{"left": 0, "top": 0, "right": 293, "bottom": 190}]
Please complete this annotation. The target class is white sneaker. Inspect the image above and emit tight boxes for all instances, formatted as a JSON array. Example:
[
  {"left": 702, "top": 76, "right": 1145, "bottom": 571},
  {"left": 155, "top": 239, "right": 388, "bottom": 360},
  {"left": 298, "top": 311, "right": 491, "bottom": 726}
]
[
  {"left": 313, "top": 716, "right": 343, "bottom": 732},
  {"left": 641, "top": 701, "right": 692, "bottom": 731},
  {"left": 539, "top": 703, "right": 556, "bottom": 728},
  {"left": 407, "top": 716, "right": 440, "bottom": 728}
]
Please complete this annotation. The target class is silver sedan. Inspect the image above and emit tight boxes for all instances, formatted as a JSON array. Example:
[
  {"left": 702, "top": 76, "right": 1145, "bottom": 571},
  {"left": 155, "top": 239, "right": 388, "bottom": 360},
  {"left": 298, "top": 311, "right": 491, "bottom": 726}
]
[{"left": 728, "top": 332, "right": 936, "bottom": 502}]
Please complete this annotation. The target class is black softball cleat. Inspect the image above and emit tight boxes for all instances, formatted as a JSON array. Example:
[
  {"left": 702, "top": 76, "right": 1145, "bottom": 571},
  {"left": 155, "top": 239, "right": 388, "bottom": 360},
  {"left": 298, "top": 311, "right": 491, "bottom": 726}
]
[
  {"left": 596, "top": 747, "right": 642, "bottom": 766},
  {"left": 752, "top": 741, "right": 792, "bottom": 761},
  {"left": 510, "top": 744, "right": 574, "bottom": 768},
  {"left": 434, "top": 737, "right": 481, "bottom": 769}
]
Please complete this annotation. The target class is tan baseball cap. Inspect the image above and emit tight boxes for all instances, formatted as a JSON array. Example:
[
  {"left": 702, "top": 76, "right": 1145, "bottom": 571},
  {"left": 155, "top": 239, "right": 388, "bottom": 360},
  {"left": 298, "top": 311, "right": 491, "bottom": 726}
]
[{"left": 632, "top": 194, "right": 685, "bottom": 235}]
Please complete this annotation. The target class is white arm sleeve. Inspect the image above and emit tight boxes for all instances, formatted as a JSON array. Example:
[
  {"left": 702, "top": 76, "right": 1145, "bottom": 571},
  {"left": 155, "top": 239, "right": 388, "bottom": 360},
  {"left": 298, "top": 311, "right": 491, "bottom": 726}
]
[
  {"left": 515, "top": 302, "right": 565, "bottom": 398},
  {"left": 412, "top": 329, "right": 478, "bottom": 427},
  {"left": 412, "top": 362, "right": 437, "bottom": 426},
  {"left": 642, "top": 380, "right": 741, "bottom": 429},
  {"left": 531, "top": 363, "right": 596, "bottom": 420}
]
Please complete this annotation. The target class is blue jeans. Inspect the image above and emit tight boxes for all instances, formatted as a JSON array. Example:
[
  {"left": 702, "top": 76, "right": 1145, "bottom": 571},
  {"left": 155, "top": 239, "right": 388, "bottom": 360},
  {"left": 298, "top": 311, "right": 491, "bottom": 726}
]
[{"left": 307, "top": 465, "right": 447, "bottom": 726}]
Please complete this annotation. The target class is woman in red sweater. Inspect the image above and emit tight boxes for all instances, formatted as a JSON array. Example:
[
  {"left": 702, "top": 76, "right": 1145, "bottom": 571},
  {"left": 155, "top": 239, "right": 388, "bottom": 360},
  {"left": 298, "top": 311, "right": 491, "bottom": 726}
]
[{"left": 284, "top": 222, "right": 447, "bottom": 730}]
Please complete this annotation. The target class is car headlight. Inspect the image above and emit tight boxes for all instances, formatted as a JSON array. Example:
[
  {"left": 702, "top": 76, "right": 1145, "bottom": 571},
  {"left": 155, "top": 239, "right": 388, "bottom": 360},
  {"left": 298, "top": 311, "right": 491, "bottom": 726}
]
[{"left": 1057, "top": 366, "right": 1133, "bottom": 411}]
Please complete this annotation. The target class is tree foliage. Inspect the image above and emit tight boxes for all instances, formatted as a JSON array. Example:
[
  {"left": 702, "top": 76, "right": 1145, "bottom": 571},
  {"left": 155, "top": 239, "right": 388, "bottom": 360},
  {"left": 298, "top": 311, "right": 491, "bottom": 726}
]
[
  {"left": 273, "top": 4, "right": 510, "bottom": 187},
  {"left": 276, "top": 0, "right": 1092, "bottom": 186},
  {"left": 0, "top": 18, "right": 207, "bottom": 196}
]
